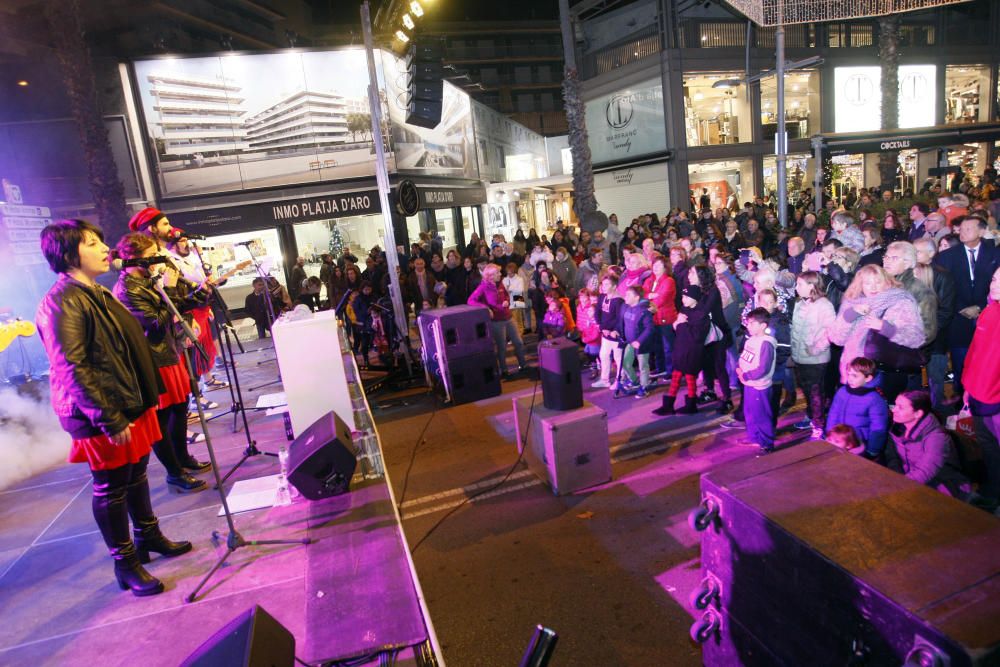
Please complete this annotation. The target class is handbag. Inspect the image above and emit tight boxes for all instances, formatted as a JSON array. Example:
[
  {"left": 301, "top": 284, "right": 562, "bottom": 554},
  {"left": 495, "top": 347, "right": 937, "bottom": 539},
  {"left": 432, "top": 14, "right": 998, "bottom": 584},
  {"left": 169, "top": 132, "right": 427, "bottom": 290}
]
[
  {"left": 705, "top": 315, "right": 724, "bottom": 345},
  {"left": 862, "top": 329, "right": 928, "bottom": 373}
]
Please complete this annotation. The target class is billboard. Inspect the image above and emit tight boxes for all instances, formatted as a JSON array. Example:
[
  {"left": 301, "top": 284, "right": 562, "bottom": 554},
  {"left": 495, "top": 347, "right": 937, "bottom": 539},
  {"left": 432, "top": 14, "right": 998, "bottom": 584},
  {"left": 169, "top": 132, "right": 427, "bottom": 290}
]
[
  {"left": 585, "top": 78, "right": 667, "bottom": 166},
  {"left": 834, "top": 65, "right": 937, "bottom": 133},
  {"left": 132, "top": 48, "right": 478, "bottom": 198}
]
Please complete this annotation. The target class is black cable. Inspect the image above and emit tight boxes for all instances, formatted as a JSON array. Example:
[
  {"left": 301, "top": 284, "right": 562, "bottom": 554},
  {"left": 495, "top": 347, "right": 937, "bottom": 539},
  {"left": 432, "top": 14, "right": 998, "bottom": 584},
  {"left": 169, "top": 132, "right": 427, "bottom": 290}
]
[
  {"left": 409, "top": 375, "right": 541, "bottom": 555},
  {"left": 395, "top": 398, "right": 439, "bottom": 515}
]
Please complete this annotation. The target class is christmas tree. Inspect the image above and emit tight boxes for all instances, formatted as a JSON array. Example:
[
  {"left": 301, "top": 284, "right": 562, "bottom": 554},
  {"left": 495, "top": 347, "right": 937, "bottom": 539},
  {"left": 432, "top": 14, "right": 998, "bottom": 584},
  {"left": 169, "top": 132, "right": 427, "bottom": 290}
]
[{"left": 328, "top": 222, "right": 345, "bottom": 257}]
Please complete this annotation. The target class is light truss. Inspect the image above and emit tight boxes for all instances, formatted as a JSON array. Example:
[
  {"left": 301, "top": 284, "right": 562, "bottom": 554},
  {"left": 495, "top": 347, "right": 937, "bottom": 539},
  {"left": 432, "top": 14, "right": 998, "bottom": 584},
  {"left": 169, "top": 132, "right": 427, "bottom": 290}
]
[{"left": 722, "top": 0, "right": 972, "bottom": 27}]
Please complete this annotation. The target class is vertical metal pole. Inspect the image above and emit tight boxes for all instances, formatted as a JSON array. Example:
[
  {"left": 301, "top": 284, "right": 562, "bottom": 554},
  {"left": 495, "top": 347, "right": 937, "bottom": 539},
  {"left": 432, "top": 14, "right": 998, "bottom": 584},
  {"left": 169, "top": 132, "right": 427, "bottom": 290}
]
[
  {"left": 812, "top": 135, "right": 824, "bottom": 211},
  {"left": 361, "top": 2, "right": 409, "bottom": 339},
  {"left": 776, "top": 24, "right": 787, "bottom": 229}
]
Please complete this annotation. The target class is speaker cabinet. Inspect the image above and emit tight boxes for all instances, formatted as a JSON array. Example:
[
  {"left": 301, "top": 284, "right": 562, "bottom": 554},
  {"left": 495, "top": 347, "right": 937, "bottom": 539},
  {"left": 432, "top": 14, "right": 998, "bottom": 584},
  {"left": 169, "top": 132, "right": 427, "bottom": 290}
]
[
  {"left": 406, "top": 100, "right": 443, "bottom": 130},
  {"left": 181, "top": 605, "right": 294, "bottom": 667},
  {"left": 287, "top": 411, "right": 357, "bottom": 500},
  {"left": 418, "top": 305, "right": 494, "bottom": 376},
  {"left": 538, "top": 338, "right": 583, "bottom": 411}
]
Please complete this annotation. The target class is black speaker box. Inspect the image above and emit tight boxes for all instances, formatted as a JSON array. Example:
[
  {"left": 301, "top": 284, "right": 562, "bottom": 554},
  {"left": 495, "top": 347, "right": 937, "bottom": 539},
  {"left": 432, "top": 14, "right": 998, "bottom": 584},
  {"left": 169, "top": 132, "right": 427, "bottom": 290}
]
[
  {"left": 181, "top": 605, "right": 294, "bottom": 667},
  {"left": 418, "top": 305, "right": 494, "bottom": 370},
  {"left": 410, "top": 79, "right": 444, "bottom": 102},
  {"left": 406, "top": 100, "right": 442, "bottom": 129},
  {"left": 440, "top": 350, "right": 501, "bottom": 405},
  {"left": 538, "top": 338, "right": 583, "bottom": 411},
  {"left": 287, "top": 411, "right": 357, "bottom": 500}
]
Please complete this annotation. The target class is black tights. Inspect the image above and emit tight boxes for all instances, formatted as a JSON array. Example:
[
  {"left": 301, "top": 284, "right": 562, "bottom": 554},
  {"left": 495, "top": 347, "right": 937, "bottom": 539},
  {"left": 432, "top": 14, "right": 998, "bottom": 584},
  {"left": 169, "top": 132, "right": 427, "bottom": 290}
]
[
  {"left": 91, "top": 455, "right": 157, "bottom": 554},
  {"left": 153, "top": 402, "right": 190, "bottom": 477}
]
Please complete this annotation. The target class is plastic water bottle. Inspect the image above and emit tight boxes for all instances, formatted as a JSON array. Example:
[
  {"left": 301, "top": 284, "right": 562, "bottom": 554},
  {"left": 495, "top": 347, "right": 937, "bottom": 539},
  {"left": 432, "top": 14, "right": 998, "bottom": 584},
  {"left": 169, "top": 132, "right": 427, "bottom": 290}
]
[{"left": 274, "top": 445, "right": 292, "bottom": 506}]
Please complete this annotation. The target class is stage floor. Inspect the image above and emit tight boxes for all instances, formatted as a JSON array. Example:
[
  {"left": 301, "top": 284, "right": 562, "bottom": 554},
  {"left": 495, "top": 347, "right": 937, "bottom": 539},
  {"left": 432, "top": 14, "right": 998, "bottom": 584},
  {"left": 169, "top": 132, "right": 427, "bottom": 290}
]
[{"left": 1, "top": 333, "right": 816, "bottom": 666}]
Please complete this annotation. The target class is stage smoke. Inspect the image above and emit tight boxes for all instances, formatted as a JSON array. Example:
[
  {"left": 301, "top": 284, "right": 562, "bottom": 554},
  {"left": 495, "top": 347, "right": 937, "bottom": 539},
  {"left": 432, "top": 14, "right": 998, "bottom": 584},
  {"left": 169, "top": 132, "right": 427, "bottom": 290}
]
[{"left": 0, "top": 386, "right": 69, "bottom": 491}]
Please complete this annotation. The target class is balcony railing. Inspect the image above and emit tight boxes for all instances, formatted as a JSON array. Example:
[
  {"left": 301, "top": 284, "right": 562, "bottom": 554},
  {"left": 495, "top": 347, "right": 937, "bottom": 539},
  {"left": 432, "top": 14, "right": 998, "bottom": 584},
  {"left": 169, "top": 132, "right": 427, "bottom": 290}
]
[
  {"left": 445, "top": 44, "right": 563, "bottom": 61},
  {"left": 581, "top": 24, "right": 661, "bottom": 79}
]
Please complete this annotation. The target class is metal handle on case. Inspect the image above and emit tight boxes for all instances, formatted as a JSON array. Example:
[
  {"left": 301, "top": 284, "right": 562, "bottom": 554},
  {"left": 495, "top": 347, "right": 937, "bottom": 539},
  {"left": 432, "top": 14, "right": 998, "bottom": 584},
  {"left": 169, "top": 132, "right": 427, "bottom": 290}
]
[{"left": 688, "top": 495, "right": 721, "bottom": 532}]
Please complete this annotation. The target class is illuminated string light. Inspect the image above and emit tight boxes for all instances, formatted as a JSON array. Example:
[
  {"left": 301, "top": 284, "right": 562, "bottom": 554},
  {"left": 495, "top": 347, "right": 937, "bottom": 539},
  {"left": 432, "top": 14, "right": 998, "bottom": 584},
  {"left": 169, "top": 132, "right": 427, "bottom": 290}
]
[
  {"left": 402, "top": 13, "right": 415, "bottom": 30},
  {"left": 723, "top": 0, "right": 968, "bottom": 26}
]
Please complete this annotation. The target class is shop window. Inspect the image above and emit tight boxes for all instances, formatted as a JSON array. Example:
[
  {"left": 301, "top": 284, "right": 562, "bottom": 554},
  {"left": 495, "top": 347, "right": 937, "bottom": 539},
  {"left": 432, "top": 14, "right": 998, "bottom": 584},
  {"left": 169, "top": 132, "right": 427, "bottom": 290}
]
[
  {"left": 435, "top": 208, "right": 455, "bottom": 251},
  {"left": 683, "top": 74, "right": 751, "bottom": 147},
  {"left": 206, "top": 228, "right": 285, "bottom": 311},
  {"left": 946, "top": 65, "right": 990, "bottom": 124},
  {"left": 688, "top": 159, "right": 755, "bottom": 212},
  {"left": 760, "top": 71, "right": 820, "bottom": 141},
  {"left": 762, "top": 154, "right": 813, "bottom": 205}
]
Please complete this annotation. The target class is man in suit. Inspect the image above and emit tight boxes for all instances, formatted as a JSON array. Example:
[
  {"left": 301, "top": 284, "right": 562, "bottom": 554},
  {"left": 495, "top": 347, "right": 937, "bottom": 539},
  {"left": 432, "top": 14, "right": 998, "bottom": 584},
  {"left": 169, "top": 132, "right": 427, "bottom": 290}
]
[
  {"left": 907, "top": 202, "right": 930, "bottom": 241},
  {"left": 934, "top": 215, "right": 1000, "bottom": 398}
]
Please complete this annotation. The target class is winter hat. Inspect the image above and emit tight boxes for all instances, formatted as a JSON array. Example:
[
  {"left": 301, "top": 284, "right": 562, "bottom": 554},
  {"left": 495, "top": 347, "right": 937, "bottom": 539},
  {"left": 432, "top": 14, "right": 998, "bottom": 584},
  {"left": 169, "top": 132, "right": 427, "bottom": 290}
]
[
  {"left": 128, "top": 207, "right": 166, "bottom": 232},
  {"left": 682, "top": 284, "right": 702, "bottom": 301}
]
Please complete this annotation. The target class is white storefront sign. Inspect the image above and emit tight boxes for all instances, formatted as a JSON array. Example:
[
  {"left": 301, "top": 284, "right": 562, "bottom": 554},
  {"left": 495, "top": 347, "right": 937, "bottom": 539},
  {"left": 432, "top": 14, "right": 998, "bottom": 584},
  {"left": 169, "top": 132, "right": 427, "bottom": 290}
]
[
  {"left": 834, "top": 65, "right": 937, "bottom": 133},
  {"left": 585, "top": 79, "right": 667, "bottom": 166},
  {"left": 593, "top": 162, "right": 670, "bottom": 218}
]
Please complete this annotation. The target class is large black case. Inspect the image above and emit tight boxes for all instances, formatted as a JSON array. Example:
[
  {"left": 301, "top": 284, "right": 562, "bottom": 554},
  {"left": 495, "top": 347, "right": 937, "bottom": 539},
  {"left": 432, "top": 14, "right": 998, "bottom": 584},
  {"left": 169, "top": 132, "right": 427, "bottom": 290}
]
[
  {"left": 690, "top": 441, "right": 1000, "bottom": 667},
  {"left": 538, "top": 337, "right": 583, "bottom": 411},
  {"left": 419, "top": 305, "right": 499, "bottom": 405}
]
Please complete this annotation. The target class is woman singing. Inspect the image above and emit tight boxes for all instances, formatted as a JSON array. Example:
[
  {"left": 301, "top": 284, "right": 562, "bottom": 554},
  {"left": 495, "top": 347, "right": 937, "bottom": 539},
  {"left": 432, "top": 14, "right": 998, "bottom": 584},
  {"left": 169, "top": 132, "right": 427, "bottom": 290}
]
[
  {"left": 36, "top": 220, "right": 191, "bottom": 596},
  {"left": 113, "top": 232, "right": 210, "bottom": 494}
]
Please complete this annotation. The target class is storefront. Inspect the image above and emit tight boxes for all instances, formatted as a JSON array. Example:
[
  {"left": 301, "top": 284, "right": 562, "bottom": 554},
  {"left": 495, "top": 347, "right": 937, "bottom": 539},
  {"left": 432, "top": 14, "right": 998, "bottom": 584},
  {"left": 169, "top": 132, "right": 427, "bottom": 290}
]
[
  {"left": 594, "top": 161, "right": 671, "bottom": 220},
  {"left": 683, "top": 73, "right": 752, "bottom": 146},
  {"left": 687, "top": 159, "right": 753, "bottom": 211}
]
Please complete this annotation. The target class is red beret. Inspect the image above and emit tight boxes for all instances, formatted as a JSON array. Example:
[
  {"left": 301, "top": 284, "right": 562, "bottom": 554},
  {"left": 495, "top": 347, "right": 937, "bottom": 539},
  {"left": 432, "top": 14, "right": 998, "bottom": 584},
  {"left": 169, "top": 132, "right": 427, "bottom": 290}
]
[{"left": 128, "top": 207, "right": 166, "bottom": 232}]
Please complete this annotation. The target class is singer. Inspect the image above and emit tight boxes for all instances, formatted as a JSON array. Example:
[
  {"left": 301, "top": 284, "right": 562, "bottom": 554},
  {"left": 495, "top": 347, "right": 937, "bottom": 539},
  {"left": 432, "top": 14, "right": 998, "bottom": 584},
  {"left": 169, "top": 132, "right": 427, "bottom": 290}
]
[
  {"left": 113, "top": 232, "right": 211, "bottom": 494},
  {"left": 36, "top": 219, "right": 191, "bottom": 597},
  {"left": 166, "top": 229, "right": 222, "bottom": 389}
]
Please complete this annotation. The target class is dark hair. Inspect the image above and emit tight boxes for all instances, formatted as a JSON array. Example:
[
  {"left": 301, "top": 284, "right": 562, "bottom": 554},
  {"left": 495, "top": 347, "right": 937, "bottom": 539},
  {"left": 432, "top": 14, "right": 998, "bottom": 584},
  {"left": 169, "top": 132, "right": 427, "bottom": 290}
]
[
  {"left": 828, "top": 424, "right": 860, "bottom": 449},
  {"left": 627, "top": 284, "right": 644, "bottom": 298},
  {"left": 849, "top": 357, "right": 877, "bottom": 377},
  {"left": 114, "top": 232, "right": 157, "bottom": 262},
  {"left": 958, "top": 215, "right": 988, "bottom": 230},
  {"left": 692, "top": 264, "right": 714, "bottom": 290},
  {"left": 40, "top": 219, "right": 104, "bottom": 274},
  {"left": 601, "top": 272, "right": 620, "bottom": 286},
  {"left": 899, "top": 390, "right": 933, "bottom": 417},
  {"left": 746, "top": 307, "right": 770, "bottom": 324},
  {"left": 821, "top": 237, "right": 844, "bottom": 250},
  {"left": 912, "top": 202, "right": 930, "bottom": 216},
  {"left": 252, "top": 277, "right": 265, "bottom": 286}
]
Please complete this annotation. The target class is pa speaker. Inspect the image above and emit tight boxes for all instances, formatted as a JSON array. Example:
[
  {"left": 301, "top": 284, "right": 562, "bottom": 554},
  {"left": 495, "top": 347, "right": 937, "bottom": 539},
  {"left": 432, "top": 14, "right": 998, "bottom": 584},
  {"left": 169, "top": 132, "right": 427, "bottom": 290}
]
[
  {"left": 539, "top": 338, "right": 583, "bottom": 411},
  {"left": 287, "top": 411, "right": 357, "bottom": 500},
  {"left": 406, "top": 99, "right": 442, "bottom": 130},
  {"left": 181, "top": 605, "right": 294, "bottom": 667}
]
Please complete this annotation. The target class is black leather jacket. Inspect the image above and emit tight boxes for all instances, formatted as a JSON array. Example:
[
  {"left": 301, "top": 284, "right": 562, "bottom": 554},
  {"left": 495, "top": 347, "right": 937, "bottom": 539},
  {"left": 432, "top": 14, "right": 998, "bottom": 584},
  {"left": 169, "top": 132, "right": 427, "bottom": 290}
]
[
  {"left": 36, "top": 275, "right": 161, "bottom": 439},
  {"left": 113, "top": 272, "right": 208, "bottom": 368}
]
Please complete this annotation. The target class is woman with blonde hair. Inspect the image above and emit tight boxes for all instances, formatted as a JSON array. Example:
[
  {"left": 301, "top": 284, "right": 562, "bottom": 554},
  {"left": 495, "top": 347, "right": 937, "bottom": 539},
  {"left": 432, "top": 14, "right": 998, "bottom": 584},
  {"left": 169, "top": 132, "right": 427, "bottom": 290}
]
[
  {"left": 828, "top": 265, "right": 926, "bottom": 385},
  {"left": 791, "top": 271, "right": 836, "bottom": 437}
]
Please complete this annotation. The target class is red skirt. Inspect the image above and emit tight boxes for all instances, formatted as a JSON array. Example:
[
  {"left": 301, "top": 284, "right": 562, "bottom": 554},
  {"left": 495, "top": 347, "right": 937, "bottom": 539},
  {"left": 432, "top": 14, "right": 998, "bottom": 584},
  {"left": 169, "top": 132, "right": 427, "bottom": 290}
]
[
  {"left": 158, "top": 361, "right": 191, "bottom": 409},
  {"left": 69, "top": 407, "right": 161, "bottom": 471},
  {"left": 191, "top": 306, "right": 217, "bottom": 376}
]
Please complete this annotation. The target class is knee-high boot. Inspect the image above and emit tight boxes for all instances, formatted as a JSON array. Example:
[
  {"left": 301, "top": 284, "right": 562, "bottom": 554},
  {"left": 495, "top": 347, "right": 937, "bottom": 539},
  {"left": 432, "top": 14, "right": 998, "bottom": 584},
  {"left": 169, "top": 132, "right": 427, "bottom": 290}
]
[
  {"left": 92, "top": 467, "right": 164, "bottom": 597},
  {"left": 168, "top": 402, "right": 209, "bottom": 472},
  {"left": 126, "top": 457, "right": 193, "bottom": 563}
]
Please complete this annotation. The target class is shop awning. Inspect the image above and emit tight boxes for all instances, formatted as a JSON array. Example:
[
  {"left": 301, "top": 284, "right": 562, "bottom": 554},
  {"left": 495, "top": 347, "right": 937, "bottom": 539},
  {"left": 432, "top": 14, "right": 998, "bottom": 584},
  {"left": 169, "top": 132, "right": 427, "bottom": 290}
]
[{"left": 816, "top": 122, "right": 1000, "bottom": 155}]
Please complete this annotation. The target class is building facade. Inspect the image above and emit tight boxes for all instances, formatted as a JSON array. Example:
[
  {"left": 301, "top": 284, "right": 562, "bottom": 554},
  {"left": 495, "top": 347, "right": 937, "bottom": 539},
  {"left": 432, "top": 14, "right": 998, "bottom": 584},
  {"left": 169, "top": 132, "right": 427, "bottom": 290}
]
[{"left": 574, "top": 0, "right": 1000, "bottom": 214}]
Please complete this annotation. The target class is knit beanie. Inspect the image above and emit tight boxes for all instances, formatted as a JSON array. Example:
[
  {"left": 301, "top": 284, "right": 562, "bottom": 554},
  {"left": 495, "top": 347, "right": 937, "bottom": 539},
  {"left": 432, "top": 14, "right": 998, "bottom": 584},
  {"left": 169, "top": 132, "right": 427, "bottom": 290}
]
[{"left": 128, "top": 207, "right": 166, "bottom": 232}]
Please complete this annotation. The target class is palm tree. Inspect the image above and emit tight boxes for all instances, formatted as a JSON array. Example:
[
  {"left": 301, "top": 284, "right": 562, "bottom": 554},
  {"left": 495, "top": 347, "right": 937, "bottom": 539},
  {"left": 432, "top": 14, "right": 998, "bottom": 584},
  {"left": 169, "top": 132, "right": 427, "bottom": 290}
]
[
  {"left": 45, "top": 0, "right": 128, "bottom": 234},
  {"left": 878, "top": 15, "right": 901, "bottom": 193}
]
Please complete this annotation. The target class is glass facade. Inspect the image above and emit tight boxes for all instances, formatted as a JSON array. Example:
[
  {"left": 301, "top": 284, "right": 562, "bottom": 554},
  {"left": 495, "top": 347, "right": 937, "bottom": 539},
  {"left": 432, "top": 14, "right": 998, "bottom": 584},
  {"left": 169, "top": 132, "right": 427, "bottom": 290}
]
[
  {"left": 205, "top": 228, "right": 285, "bottom": 310},
  {"left": 762, "top": 154, "right": 813, "bottom": 204},
  {"left": 292, "top": 216, "right": 384, "bottom": 301},
  {"left": 683, "top": 73, "right": 752, "bottom": 146},
  {"left": 433, "top": 208, "right": 455, "bottom": 251},
  {"left": 688, "top": 159, "right": 754, "bottom": 210},
  {"left": 760, "top": 71, "right": 820, "bottom": 141},
  {"left": 946, "top": 65, "right": 991, "bottom": 124}
]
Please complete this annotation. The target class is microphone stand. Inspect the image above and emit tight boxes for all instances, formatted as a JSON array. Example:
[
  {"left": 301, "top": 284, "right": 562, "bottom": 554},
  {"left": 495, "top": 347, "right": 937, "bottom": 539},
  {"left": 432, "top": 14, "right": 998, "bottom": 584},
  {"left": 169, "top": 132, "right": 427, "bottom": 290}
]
[
  {"left": 150, "top": 275, "right": 310, "bottom": 604},
  {"left": 239, "top": 242, "right": 283, "bottom": 391}
]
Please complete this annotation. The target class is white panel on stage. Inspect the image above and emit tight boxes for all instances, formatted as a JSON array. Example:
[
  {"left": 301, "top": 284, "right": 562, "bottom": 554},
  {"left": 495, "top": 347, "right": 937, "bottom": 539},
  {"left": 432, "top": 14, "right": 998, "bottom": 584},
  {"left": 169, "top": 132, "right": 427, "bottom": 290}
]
[{"left": 271, "top": 310, "right": 355, "bottom": 436}]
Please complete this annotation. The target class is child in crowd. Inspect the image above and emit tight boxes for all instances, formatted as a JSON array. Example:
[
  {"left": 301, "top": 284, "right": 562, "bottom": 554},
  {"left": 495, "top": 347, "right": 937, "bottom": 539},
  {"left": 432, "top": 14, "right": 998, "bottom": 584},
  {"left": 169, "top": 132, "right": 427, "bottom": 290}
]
[
  {"left": 826, "top": 357, "right": 889, "bottom": 460},
  {"left": 737, "top": 307, "right": 778, "bottom": 454},
  {"left": 503, "top": 262, "right": 528, "bottom": 334},
  {"left": 791, "top": 271, "right": 836, "bottom": 439},
  {"left": 620, "top": 284, "right": 654, "bottom": 398},
  {"left": 542, "top": 291, "right": 568, "bottom": 339},
  {"left": 593, "top": 274, "right": 624, "bottom": 389},
  {"left": 653, "top": 284, "right": 708, "bottom": 415},
  {"left": 756, "top": 288, "right": 795, "bottom": 420},
  {"left": 826, "top": 424, "right": 863, "bottom": 454},
  {"left": 346, "top": 281, "right": 374, "bottom": 368},
  {"left": 576, "top": 288, "right": 602, "bottom": 378}
]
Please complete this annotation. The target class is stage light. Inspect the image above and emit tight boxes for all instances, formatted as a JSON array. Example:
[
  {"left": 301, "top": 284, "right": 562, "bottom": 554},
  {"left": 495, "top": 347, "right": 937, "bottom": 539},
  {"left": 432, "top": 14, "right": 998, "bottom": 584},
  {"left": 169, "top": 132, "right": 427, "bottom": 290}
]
[
  {"left": 395, "top": 30, "right": 410, "bottom": 43},
  {"left": 410, "top": 1, "right": 424, "bottom": 17},
  {"left": 402, "top": 13, "right": 415, "bottom": 29},
  {"left": 16, "top": 80, "right": 28, "bottom": 87}
]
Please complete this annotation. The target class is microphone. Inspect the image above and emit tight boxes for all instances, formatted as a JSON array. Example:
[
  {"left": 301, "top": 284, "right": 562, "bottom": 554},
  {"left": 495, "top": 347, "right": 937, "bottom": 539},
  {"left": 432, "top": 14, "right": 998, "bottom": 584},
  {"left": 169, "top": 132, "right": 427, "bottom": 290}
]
[
  {"left": 167, "top": 228, "right": 208, "bottom": 241},
  {"left": 111, "top": 256, "right": 169, "bottom": 270}
]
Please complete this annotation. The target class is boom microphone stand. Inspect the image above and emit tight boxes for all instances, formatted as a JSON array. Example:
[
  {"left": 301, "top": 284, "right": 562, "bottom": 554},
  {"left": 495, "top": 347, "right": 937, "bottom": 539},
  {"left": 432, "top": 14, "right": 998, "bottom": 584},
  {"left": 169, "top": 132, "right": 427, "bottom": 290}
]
[
  {"left": 240, "top": 242, "right": 283, "bottom": 391},
  {"left": 150, "top": 275, "right": 309, "bottom": 604}
]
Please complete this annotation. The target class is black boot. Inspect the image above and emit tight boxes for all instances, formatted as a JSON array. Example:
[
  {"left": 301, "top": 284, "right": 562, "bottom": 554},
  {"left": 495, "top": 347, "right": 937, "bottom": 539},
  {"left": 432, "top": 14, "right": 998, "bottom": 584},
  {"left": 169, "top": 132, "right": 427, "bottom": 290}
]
[
  {"left": 680, "top": 396, "right": 699, "bottom": 414},
  {"left": 166, "top": 473, "right": 208, "bottom": 493},
  {"left": 92, "top": 471, "right": 164, "bottom": 597},
  {"left": 717, "top": 399, "right": 734, "bottom": 415},
  {"left": 127, "top": 468, "right": 192, "bottom": 564},
  {"left": 180, "top": 456, "right": 212, "bottom": 473},
  {"left": 652, "top": 394, "right": 676, "bottom": 416}
]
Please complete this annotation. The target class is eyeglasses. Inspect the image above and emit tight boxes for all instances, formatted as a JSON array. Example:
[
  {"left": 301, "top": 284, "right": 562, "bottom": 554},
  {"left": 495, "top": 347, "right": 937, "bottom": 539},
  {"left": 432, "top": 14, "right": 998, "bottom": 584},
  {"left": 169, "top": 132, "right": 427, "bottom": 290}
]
[{"left": 884, "top": 255, "right": 903, "bottom": 261}]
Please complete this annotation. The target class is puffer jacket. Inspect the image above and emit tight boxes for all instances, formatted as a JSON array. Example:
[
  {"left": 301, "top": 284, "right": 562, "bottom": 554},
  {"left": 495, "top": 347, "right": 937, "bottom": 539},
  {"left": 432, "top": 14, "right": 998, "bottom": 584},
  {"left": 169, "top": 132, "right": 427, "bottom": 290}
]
[
  {"left": 576, "top": 301, "right": 600, "bottom": 345},
  {"left": 114, "top": 271, "right": 208, "bottom": 368},
  {"left": 621, "top": 298, "right": 654, "bottom": 354},
  {"left": 828, "top": 288, "right": 926, "bottom": 383},
  {"left": 826, "top": 380, "right": 889, "bottom": 456},
  {"left": 36, "top": 275, "right": 161, "bottom": 439},
  {"left": 791, "top": 297, "right": 836, "bottom": 364},
  {"left": 886, "top": 414, "right": 971, "bottom": 498},
  {"left": 642, "top": 273, "right": 677, "bottom": 325}
]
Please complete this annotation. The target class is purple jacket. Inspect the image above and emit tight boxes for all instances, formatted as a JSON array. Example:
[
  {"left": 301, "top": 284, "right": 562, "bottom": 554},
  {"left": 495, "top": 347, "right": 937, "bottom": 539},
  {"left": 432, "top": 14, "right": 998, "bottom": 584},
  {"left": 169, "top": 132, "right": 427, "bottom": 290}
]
[{"left": 468, "top": 280, "right": 511, "bottom": 321}]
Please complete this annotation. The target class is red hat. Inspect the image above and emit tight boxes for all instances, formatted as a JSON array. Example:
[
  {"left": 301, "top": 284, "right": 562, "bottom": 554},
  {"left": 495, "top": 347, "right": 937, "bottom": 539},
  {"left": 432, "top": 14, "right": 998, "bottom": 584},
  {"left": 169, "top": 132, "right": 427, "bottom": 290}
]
[{"left": 128, "top": 207, "right": 166, "bottom": 232}]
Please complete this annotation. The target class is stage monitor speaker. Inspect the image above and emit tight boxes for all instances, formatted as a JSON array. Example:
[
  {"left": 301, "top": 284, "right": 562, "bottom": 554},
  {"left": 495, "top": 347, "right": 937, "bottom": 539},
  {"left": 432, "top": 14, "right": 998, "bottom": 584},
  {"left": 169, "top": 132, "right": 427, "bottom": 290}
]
[
  {"left": 418, "top": 305, "right": 494, "bottom": 370},
  {"left": 181, "top": 605, "right": 294, "bottom": 667},
  {"left": 287, "top": 411, "right": 357, "bottom": 500},
  {"left": 538, "top": 338, "right": 582, "bottom": 411}
]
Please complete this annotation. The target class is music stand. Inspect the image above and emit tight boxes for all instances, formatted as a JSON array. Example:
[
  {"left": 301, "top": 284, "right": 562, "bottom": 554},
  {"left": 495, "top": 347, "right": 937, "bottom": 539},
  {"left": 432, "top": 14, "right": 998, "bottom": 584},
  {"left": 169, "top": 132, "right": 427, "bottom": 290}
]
[{"left": 149, "top": 275, "right": 309, "bottom": 603}]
